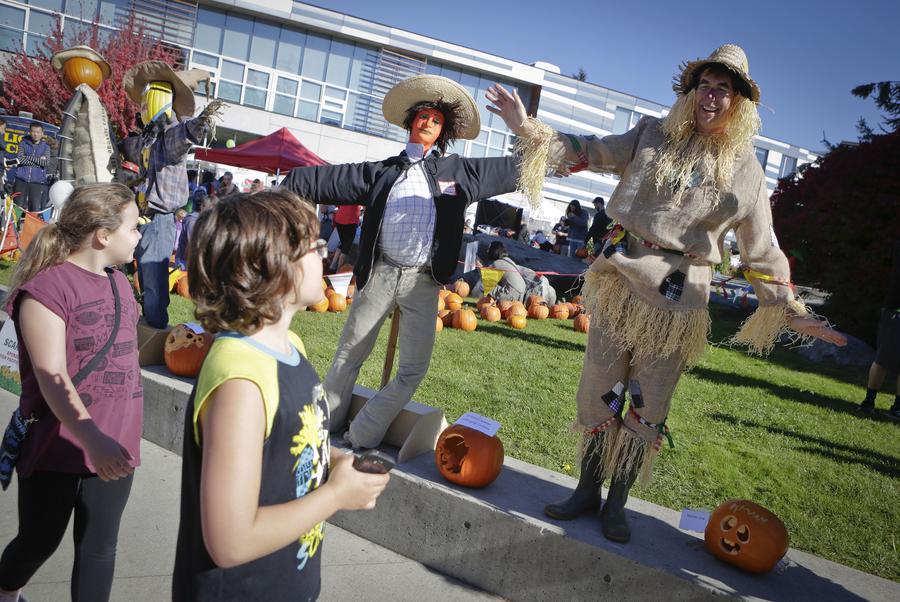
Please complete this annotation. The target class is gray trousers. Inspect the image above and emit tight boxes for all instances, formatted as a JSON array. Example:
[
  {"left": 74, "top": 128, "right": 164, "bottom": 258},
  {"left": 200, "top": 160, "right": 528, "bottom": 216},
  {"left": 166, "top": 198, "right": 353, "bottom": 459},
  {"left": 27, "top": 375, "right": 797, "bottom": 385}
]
[{"left": 325, "top": 261, "right": 440, "bottom": 448}]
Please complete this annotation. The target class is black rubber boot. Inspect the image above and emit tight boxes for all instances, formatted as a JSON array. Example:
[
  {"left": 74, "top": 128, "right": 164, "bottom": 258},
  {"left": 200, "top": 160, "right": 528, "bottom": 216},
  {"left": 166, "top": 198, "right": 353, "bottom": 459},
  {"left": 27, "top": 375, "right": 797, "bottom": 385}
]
[
  {"left": 544, "top": 435, "right": 606, "bottom": 520},
  {"left": 600, "top": 458, "right": 639, "bottom": 543}
]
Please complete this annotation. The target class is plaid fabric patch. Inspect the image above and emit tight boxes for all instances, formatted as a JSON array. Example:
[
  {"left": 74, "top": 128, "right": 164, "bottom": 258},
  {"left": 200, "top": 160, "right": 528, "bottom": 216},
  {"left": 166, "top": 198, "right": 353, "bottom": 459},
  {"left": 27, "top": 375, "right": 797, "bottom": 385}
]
[
  {"left": 658, "top": 270, "right": 685, "bottom": 302},
  {"left": 628, "top": 379, "right": 644, "bottom": 409},
  {"left": 601, "top": 382, "right": 625, "bottom": 415}
]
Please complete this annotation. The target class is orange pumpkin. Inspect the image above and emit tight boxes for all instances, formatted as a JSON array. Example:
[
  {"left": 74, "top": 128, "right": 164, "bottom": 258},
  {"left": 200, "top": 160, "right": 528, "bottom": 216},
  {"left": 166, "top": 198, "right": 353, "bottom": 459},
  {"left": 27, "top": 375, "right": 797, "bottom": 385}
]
[
  {"left": 174, "top": 273, "right": 190, "bottom": 300},
  {"left": 435, "top": 316, "right": 443, "bottom": 332},
  {"left": 337, "top": 263, "right": 354, "bottom": 273},
  {"left": 164, "top": 324, "right": 212, "bottom": 377},
  {"left": 528, "top": 303, "right": 549, "bottom": 320},
  {"left": 704, "top": 500, "right": 789, "bottom": 574},
  {"left": 327, "top": 292, "right": 347, "bottom": 312},
  {"left": 564, "top": 302, "right": 577, "bottom": 317},
  {"left": 572, "top": 294, "right": 584, "bottom": 304},
  {"left": 550, "top": 304, "right": 570, "bottom": 320},
  {"left": 570, "top": 304, "right": 583, "bottom": 318},
  {"left": 435, "top": 424, "right": 504, "bottom": 488},
  {"left": 324, "top": 287, "right": 335, "bottom": 298},
  {"left": 438, "top": 289, "right": 452, "bottom": 300},
  {"left": 452, "top": 308, "right": 478, "bottom": 331},
  {"left": 481, "top": 305, "right": 501, "bottom": 322},
  {"left": 453, "top": 279, "right": 470, "bottom": 298},
  {"left": 574, "top": 313, "right": 590, "bottom": 332},
  {"left": 574, "top": 246, "right": 588, "bottom": 258},
  {"left": 506, "top": 303, "right": 527, "bottom": 319},
  {"left": 308, "top": 296, "right": 329, "bottom": 312},
  {"left": 63, "top": 57, "right": 103, "bottom": 91},
  {"left": 476, "top": 295, "right": 495, "bottom": 311},
  {"left": 437, "top": 295, "right": 446, "bottom": 312},
  {"left": 497, "top": 300, "right": 513, "bottom": 315},
  {"left": 526, "top": 294, "right": 544, "bottom": 309},
  {"left": 507, "top": 314, "right": 527, "bottom": 329},
  {"left": 445, "top": 292, "right": 463, "bottom": 311},
  {"left": 438, "top": 309, "right": 454, "bottom": 327}
]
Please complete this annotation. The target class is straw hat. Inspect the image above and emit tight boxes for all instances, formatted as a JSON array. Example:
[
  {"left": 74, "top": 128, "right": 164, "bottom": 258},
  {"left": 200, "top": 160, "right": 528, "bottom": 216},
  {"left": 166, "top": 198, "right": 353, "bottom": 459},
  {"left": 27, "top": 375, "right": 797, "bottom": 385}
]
[
  {"left": 51, "top": 45, "right": 111, "bottom": 80},
  {"left": 382, "top": 75, "right": 481, "bottom": 140},
  {"left": 674, "top": 44, "right": 760, "bottom": 103},
  {"left": 122, "top": 61, "right": 211, "bottom": 118}
]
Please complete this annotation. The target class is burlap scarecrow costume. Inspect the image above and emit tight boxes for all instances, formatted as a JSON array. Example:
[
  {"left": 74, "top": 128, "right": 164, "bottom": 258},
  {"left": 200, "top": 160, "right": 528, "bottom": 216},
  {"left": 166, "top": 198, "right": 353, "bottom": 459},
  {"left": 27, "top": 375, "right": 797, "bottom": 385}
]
[
  {"left": 488, "top": 44, "right": 844, "bottom": 542},
  {"left": 120, "top": 61, "right": 223, "bottom": 329}
]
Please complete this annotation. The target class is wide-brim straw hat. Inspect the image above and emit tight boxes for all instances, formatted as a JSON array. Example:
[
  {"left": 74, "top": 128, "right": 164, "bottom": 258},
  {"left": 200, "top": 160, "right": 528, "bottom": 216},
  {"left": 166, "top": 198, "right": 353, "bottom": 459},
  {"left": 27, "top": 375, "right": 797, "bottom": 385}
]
[
  {"left": 674, "top": 44, "right": 760, "bottom": 103},
  {"left": 51, "top": 45, "right": 111, "bottom": 80},
  {"left": 122, "top": 61, "right": 211, "bottom": 118},
  {"left": 382, "top": 75, "right": 481, "bottom": 140}
]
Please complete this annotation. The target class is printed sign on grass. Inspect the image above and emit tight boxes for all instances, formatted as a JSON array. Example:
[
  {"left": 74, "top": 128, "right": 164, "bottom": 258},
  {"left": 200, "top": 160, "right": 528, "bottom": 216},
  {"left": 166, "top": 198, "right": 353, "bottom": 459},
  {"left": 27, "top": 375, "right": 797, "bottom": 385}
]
[{"left": 0, "top": 319, "right": 21, "bottom": 396}]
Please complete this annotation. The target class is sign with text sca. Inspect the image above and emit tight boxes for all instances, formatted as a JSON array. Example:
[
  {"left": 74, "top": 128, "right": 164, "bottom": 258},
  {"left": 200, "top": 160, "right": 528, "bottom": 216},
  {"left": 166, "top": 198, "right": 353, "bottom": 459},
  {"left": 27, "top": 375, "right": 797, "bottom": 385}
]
[{"left": 0, "top": 319, "right": 20, "bottom": 396}]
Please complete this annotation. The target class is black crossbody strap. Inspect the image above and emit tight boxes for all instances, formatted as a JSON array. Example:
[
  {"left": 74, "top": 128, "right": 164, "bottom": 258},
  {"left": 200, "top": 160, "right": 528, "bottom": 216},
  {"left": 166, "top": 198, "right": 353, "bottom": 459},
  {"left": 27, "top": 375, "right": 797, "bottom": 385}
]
[{"left": 71, "top": 267, "right": 121, "bottom": 387}]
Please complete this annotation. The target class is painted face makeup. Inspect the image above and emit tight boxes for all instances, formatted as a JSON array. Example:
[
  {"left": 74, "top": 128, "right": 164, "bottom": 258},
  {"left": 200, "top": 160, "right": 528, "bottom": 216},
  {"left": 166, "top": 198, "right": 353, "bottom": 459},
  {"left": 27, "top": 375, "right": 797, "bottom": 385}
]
[{"left": 408, "top": 108, "right": 444, "bottom": 150}]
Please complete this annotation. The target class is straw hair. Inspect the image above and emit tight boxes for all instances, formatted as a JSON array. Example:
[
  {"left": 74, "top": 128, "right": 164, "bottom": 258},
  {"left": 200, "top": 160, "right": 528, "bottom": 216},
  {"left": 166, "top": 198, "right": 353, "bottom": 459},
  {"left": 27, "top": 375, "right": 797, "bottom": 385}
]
[
  {"left": 653, "top": 89, "right": 761, "bottom": 205},
  {"left": 7, "top": 183, "right": 135, "bottom": 301},
  {"left": 512, "top": 117, "right": 556, "bottom": 208},
  {"left": 188, "top": 190, "right": 319, "bottom": 335}
]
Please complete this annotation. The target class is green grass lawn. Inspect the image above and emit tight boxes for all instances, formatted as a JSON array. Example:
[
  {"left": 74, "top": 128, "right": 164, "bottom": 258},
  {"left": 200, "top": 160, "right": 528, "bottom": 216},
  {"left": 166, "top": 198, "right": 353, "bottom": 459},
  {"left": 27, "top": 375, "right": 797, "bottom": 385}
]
[{"left": 2, "top": 260, "right": 898, "bottom": 581}]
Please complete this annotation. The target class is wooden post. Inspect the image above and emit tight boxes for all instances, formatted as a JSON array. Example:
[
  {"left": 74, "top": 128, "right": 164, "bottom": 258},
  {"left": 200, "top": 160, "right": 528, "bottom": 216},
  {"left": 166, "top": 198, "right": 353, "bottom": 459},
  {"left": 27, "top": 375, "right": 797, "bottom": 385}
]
[{"left": 380, "top": 309, "right": 400, "bottom": 389}]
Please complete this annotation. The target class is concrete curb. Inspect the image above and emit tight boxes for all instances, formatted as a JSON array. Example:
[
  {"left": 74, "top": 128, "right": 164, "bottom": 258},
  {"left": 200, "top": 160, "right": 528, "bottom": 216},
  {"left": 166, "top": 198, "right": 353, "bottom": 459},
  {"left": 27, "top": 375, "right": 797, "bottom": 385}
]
[{"left": 141, "top": 367, "right": 899, "bottom": 602}]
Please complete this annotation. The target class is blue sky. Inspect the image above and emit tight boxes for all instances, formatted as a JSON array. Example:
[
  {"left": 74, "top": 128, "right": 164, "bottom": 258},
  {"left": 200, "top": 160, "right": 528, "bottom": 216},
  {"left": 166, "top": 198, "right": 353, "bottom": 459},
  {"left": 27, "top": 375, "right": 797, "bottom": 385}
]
[{"left": 314, "top": 0, "right": 898, "bottom": 153}]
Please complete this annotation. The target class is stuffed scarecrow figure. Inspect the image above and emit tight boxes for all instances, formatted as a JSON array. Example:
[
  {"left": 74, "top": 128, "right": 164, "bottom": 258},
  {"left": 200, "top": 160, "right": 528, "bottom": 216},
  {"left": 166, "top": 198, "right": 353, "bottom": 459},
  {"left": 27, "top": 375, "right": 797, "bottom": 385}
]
[
  {"left": 120, "top": 60, "right": 223, "bottom": 329},
  {"left": 487, "top": 44, "right": 846, "bottom": 543}
]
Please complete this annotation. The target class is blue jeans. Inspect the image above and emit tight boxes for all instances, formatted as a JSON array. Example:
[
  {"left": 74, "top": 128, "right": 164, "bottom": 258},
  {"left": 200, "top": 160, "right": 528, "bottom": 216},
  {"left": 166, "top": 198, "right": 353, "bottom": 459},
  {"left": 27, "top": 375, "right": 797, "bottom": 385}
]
[{"left": 136, "top": 212, "right": 175, "bottom": 329}]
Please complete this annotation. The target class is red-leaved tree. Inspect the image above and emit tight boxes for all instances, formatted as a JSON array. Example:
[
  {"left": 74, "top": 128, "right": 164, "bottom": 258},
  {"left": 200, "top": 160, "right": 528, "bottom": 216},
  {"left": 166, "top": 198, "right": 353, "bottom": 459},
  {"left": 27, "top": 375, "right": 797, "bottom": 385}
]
[
  {"left": 771, "top": 131, "right": 900, "bottom": 343},
  {"left": 0, "top": 13, "right": 181, "bottom": 138}
]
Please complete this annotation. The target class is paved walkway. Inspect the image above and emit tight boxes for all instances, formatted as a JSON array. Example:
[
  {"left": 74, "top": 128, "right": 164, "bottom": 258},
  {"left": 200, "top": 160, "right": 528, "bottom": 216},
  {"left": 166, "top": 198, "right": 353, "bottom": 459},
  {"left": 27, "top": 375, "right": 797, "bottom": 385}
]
[{"left": 0, "top": 390, "right": 498, "bottom": 601}]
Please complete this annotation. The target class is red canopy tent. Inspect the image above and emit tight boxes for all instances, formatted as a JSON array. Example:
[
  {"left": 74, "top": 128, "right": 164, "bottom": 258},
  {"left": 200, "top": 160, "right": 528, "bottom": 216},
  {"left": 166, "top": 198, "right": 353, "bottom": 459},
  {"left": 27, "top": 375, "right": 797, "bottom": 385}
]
[{"left": 193, "top": 127, "right": 328, "bottom": 174}]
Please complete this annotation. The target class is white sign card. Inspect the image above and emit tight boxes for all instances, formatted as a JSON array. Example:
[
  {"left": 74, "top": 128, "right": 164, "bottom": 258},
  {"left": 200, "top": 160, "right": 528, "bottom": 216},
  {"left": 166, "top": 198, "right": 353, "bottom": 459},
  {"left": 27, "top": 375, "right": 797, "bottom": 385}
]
[
  {"left": 463, "top": 241, "right": 478, "bottom": 274},
  {"left": 326, "top": 273, "right": 353, "bottom": 297},
  {"left": 0, "top": 318, "right": 21, "bottom": 395},
  {"left": 678, "top": 508, "right": 711, "bottom": 533},
  {"left": 454, "top": 412, "right": 500, "bottom": 437}
]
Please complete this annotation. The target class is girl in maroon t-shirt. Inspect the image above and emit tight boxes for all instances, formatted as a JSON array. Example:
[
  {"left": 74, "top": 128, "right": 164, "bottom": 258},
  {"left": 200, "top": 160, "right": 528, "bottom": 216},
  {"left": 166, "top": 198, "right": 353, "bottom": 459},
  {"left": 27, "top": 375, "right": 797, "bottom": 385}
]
[{"left": 0, "top": 183, "right": 143, "bottom": 602}]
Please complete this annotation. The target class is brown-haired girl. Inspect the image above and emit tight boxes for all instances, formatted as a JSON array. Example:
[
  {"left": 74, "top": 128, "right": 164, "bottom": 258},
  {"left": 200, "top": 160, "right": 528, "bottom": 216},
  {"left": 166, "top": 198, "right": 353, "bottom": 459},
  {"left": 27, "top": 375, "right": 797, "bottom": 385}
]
[
  {"left": 173, "top": 191, "right": 388, "bottom": 601},
  {"left": 0, "top": 183, "right": 143, "bottom": 602}
]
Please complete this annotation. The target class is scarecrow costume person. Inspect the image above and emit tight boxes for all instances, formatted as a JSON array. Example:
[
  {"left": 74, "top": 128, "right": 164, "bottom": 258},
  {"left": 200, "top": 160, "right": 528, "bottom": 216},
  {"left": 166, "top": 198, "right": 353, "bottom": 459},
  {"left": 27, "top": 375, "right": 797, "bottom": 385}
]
[
  {"left": 120, "top": 61, "right": 223, "bottom": 329},
  {"left": 283, "top": 75, "right": 522, "bottom": 450},
  {"left": 488, "top": 44, "right": 846, "bottom": 542}
]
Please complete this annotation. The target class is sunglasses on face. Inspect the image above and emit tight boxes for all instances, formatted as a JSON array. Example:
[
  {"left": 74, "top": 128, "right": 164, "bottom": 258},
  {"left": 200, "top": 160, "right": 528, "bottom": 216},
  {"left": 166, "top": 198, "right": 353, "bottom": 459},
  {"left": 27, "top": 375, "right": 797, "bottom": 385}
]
[{"left": 311, "top": 239, "right": 328, "bottom": 259}]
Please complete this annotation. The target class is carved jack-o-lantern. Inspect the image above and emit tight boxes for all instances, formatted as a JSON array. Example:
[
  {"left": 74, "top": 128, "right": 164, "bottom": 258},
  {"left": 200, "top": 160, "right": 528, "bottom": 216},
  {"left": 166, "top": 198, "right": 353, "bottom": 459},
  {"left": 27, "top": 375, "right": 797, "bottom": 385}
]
[
  {"left": 164, "top": 324, "right": 213, "bottom": 377},
  {"left": 435, "top": 424, "right": 504, "bottom": 488},
  {"left": 704, "top": 499, "right": 789, "bottom": 574}
]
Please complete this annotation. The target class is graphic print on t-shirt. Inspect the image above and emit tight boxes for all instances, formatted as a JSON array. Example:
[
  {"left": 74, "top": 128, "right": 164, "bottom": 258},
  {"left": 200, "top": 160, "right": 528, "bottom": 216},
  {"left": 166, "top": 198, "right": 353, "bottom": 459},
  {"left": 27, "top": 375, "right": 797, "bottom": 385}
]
[{"left": 290, "top": 382, "right": 329, "bottom": 571}]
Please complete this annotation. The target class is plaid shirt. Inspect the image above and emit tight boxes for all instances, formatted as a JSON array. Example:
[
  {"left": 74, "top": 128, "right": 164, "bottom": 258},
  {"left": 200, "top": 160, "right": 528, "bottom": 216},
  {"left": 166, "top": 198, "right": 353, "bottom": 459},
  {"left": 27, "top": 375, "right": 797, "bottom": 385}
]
[{"left": 379, "top": 143, "right": 437, "bottom": 267}]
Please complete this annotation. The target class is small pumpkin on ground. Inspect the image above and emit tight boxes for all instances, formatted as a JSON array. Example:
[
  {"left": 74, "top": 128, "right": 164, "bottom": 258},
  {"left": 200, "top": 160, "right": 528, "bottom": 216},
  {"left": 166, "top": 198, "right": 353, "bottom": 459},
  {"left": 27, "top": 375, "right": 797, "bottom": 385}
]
[
  {"left": 526, "top": 294, "right": 544, "bottom": 309},
  {"left": 550, "top": 304, "right": 570, "bottom": 320},
  {"left": 437, "top": 295, "right": 446, "bottom": 312},
  {"left": 308, "top": 296, "right": 329, "bottom": 312},
  {"left": 574, "top": 313, "right": 590, "bottom": 332},
  {"left": 704, "top": 500, "right": 789, "bottom": 574},
  {"left": 481, "top": 305, "right": 501, "bottom": 322},
  {"left": 439, "top": 309, "right": 454, "bottom": 327},
  {"left": 327, "top": 292, "right": 347, "bottom": 313},
  {"left": 507, "top": 314, "right": 527, "bottom": 329},
  {"left": 435, "top": 316, "right": 443, "bottom": 332},
  {"left": 453, "top": 279, "right": 470, "bottom": 298},
  {"left": 445, "top": 292, "right": 463, "bottom": 312},
  {"left": 501, "top": 301, "right": 526, "bottom": 320},
  {"left": 435, "top": 424, "right": 504, "bottom": 488},
  {"left": 476, "top": 295, "right": 495, "bottom": 311},
  {"left": 452, "top": 308, "right": 478, "bottom": 331},
  {"left": 528, "top": 303, "right": 549, "bottom": 320}
]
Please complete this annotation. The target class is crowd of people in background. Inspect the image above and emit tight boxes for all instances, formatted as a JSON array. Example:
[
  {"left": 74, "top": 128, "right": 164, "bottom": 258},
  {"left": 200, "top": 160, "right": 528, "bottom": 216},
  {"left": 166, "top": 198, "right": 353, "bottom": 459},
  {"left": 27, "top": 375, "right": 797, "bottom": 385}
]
[{"left": 529, "top": 196, "right": 611, "bottom": 258}]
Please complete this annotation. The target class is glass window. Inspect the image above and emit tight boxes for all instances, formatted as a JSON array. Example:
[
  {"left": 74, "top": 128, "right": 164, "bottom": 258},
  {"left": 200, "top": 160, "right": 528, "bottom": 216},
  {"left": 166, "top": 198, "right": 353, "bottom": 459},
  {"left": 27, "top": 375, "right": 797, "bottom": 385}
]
[
  {"left": 439, "top": 65, "right": 461, "bottom": 82},
  {"left": 246, "top": 69, "right": 268, "bottom": 88},
  {"left": 486, "top": 147, "right": 504, "bottom": 157},
  {"left": 249, "top": 20, "right": 279, "bottom": 68},
  {"left": 63, "top": 17, "right": 91, "bottom": 45},
  {"left": 27, "top": 11, "right": 55, "bottom": 35},
  {"left": 197, "top": 80, "right": 215, "bottom": 97},
  {"left": 320, "top": 109, "right": 342, "bottom": 127},
  {"left": 348, "top": 45, "right": 372, "bottom": 90},
  {"left": 192, "top": 51, "right": 218, "bottom": 69},
  {"left": 276, "top": 77, "right": 297, "bottom": 95},
  {"left": 217, "top": 81, "right": 242, "bottom": 103},
  {"left": 244, "top": 88, "right": 266, "bottom": 109},
  {"left": 221, "top": 60, "right": 244, "bottom": 82},
  {"left": 276, "top": 28, "right": 304, "bottom": 74},
  {"left": 297, "top": 100, "right": 318, "bottom": 121},
  {"left": 222, "top": 13, "right": 253, "bottom": 61},
  {"left": 325, "top": 39, "right": 353, "bottom": 87},
  {"left": 779, "top": 155, "right": 797, "bottom": 178},
  {"left": 64, "top": 0, "right": 98, "bottom": 19},
  {"left": 755, "top": 147, "right": 769, "bottom": 168},
  {"left": 0, "top": 27, "right": 21, "bottom": 52},
  {"left": 301, "top": 32, "right": 329, "bottom": 81},
  {"left": 98, "top": 0, "right": 125, "bottom": 26},
  {"left": 273, "top": 94, "right": 295, "bottom": 116},
  {"left": 475, "top": 130, "right": 488, "bottom": 144},
  {"left": 613, "top": 107, "right": 632, "bottom": 134},
  {"left": 28, "top": 1, "right": 64, "bottom": 10},
  {"left": 488, "top": 131, "right": 505, "bottom": 149},
  {"left": 0, "top": 5, "right": 25, "bottom": 29},
  {"left": 459, "top": 72, "right": 478, "bottom": 98},
  {"left": 468, "top": 143, "right": 486, "bottom": 158},
  {"left": 324, "top": 86, "right": 345, "bottom": 101},
  {"left": 195, "top": 8, "right": 225, "bottom": 54},
  {"left": 300, "top": 80, "right": 321, "bottom": 101},
  {"left": 25, "top": 33, "right": 46, "bottom": 56},
  {"left": 424, "top": 62, "right": 441, "bottom": 77}
]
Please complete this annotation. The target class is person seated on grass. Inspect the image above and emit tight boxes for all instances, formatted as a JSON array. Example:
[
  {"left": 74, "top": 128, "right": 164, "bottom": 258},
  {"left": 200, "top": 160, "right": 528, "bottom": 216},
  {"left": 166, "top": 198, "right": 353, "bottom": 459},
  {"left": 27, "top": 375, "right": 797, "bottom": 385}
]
[
  {"left": 487, "top": 43, "right": 846, "bottom": 543},
  {"left": 487, "top": 241, "right": 556, "bottom": 306},
  {"left": 173, "top": 191, "right": 389, "bottom": 601}
]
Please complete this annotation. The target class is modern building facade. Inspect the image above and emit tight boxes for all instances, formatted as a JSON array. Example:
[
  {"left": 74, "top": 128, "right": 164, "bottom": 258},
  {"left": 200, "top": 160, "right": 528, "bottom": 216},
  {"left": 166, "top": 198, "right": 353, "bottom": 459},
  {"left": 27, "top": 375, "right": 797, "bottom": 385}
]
[{"left": 0, "top": 0, "right": 819, "bottom": 225}]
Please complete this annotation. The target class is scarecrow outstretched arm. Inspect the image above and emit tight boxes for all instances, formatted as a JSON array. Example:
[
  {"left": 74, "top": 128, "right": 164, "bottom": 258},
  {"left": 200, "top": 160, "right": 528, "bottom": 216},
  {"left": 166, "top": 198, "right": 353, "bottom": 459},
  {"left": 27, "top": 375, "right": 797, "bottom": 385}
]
[
  {"left": 460, "top": 156, "right": 518, "bottom": 201},
  {"left": 282, "top": 162, "right": 378, "bottom": 206}
]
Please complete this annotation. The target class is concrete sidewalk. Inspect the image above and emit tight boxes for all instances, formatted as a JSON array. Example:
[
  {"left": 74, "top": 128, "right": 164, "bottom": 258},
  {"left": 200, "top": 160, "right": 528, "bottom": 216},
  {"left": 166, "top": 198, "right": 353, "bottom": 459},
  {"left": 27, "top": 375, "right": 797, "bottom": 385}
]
[{"left": 0, "top": 390, "right": 498, "bottom": 602}]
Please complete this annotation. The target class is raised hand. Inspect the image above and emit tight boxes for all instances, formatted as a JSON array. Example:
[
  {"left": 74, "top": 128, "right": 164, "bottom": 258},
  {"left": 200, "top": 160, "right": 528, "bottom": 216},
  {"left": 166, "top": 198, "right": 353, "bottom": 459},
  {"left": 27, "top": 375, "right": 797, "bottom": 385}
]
[
  {"left": 485, "top": 84, "right": 528, "bottom": 135},
  {"left": 787, "top": 315, "right": 848, "bottom": 347}
]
